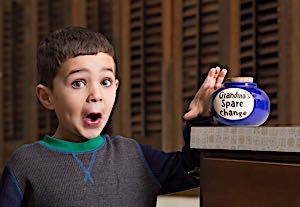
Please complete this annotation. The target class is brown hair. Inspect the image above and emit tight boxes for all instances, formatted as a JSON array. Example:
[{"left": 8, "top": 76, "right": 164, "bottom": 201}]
[{"left": 37, "top": 26, "right": 115, "bottom": 89}]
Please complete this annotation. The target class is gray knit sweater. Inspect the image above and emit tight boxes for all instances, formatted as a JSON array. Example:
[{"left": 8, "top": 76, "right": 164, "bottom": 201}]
[{"left": 0, "top": 134, "right": 199, "bottom": 207}]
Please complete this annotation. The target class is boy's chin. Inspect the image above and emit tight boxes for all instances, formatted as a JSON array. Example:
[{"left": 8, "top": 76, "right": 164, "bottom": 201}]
[{"left": 80, "top": 129, "right": 103, "bottom": 139}]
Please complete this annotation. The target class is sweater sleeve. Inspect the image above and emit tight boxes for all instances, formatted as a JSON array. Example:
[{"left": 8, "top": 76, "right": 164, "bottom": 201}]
[
  {"left": 139, "top": 120, "right": 206, "bottom": 195},
  {"left": 0, "top": 163, "right": 23, "bottom": 206}
]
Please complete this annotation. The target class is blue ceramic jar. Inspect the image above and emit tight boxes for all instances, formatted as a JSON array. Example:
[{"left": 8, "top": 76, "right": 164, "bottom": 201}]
[{"left": 210, "top": 77, "right": 270, "bottom": 126}]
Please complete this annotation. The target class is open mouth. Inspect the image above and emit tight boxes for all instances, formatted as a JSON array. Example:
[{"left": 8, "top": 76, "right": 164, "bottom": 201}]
[{"left": 83, "top": 112, "right": 102, "bottom": 126}]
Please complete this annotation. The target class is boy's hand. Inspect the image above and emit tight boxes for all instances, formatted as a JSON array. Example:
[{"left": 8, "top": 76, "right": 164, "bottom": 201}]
[{"left": 183, "top": 67, "right": 227, "bottom": 120}]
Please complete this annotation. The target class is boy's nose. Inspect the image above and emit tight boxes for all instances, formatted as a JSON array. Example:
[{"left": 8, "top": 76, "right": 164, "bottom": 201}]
[{"left": 87, "top": 87, "right": 103, "bottom": 102}]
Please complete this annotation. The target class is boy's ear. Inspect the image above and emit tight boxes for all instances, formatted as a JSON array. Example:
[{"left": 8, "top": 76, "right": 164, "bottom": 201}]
[
  {"left": 115, "top": 79, "right": 119, "bottom": 89},
  {"left": 36, "top": 84, "right": 54, "bottom": 110}
]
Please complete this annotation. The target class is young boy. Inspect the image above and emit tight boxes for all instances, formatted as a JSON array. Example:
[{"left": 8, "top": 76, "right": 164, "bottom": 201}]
[{"left": 0, "top": 26, "right": 227, "bottom": 206}]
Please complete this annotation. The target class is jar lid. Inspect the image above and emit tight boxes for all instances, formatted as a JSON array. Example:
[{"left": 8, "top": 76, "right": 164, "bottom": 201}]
[{"left": 226, "top": 77, "right": 254, "bottom": 83}]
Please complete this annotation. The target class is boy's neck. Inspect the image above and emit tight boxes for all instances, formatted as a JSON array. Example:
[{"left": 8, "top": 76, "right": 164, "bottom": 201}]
[{"left": 52, "top": 128, "right": 97, "bottom": 143}]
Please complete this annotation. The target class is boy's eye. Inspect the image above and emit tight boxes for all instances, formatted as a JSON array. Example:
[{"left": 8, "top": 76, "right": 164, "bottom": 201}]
[
  {"left": 71, "top": 80, "right": 86, "bottom": 88},
  {"left": 102, "top": 79, "right": 112, "bottom": 87}
]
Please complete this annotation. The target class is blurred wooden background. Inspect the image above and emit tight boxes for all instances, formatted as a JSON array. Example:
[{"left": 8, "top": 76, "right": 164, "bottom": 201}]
[{"left": 1, "top": 0, "right": 300, "bottom": 175}]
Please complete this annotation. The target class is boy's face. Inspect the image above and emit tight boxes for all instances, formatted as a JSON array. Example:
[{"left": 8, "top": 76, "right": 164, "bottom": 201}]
[{"left": 38, "top": 52, "right": 119, "bottom": 142}]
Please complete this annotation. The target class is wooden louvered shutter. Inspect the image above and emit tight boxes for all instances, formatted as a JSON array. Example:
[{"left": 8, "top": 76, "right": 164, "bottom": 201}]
[
  {"left": 2, "top": 0, "right": 27, "bottom": 141},
  {"left": 128, "top": 0, "right": 163, "bottom": 148},
  {"left": 181, "top": 0, "right": 200, "bottom": 112},
  {"left": 37, "top": 0, "right": 50, "bottom": 39},
  {"left": 85, "top": 0, "right": 113, "bottom": 39},
  {"left": 240, "top": 0, "right": 280, "bottom": 125},
  {"left": 98, "top": 0, "right": 113, "bottom": 40},
  {"left": 240, "top": 0, "right": 256, "bottom": 75},
  {"left": 199, "top": 0, "right": 221, "bottom": 70},
  {"left": 144, "top": 0, "right": 162, "bottom": 144},
  {"left": 86, "top": 0, "right": 100, "bottom": 31},
  {"left": 129, "top": 0, "right": 145, "bottom": 140},
  {"left": 49, "top": 0, "right": 68, "bottom": 31},
  {"left": 2, "top": 1, "right": 14, "bottom": 142}
]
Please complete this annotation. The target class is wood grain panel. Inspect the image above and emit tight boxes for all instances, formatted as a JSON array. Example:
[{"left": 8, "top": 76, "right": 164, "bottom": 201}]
[
  {"left": 129, "top": 0, "right": 145, "bottom": 139},
  {"left": 201, "top": 152, "right": 300, "bottom": 207}
]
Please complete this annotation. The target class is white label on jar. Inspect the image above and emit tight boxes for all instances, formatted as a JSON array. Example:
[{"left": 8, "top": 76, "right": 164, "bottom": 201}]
[{"left": 213, "top": 88, "right": 254, "bottom": 120}]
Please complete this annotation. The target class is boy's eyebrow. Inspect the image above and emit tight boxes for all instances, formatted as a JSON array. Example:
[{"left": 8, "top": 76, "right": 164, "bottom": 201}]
[
  {"left": 67, "top": 68, "right": 86, "bottom": 75},
  {"left": 65, "top": 67, "right": 115, "bottom": 79},
  {"left": 102, "top": 67, "right": 115, "bottom": 74},
  {"left": 98, "top": 67, "right": 116, "bottom": 75},
  {"left": 65, "top": 68, "right": 87, "bottom": 79}
]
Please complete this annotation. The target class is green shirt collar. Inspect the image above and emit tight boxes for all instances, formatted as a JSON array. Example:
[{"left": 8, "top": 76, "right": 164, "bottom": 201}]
[{"left": 40, "top": 134, "right": 105, "bottom": 153}]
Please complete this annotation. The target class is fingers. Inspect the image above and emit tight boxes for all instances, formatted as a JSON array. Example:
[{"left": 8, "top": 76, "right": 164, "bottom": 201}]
[
  {"left": 215, "top": 68, "right": 227, "bottom": 89},
  {"left": 202, "top": 68, "right": 217, "bottom": 89},
  {"left": 204, "top": 67, "right": 227, "bottom": 89}
]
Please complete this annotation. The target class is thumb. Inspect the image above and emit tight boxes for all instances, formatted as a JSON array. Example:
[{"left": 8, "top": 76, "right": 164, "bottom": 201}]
[{"left": 183, "top": 108, "right": 199, "bottom": 120}]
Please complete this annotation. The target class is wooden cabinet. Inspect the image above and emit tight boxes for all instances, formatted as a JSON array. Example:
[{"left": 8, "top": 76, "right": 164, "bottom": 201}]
[
  {"left": 200, "top": 151, "right": 300, "bottom": 207},
  {"left": 192, "top": 127, "right": 300, "bottom": 206}
]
